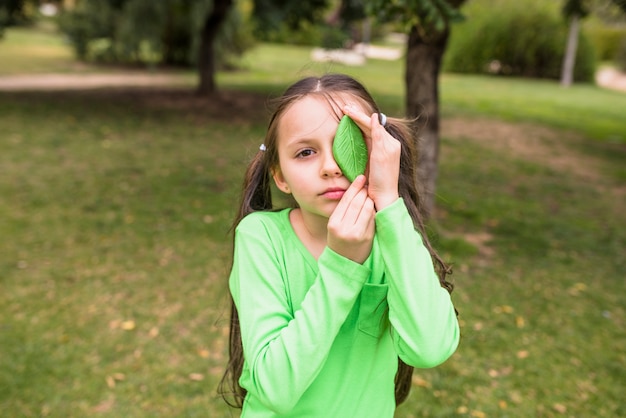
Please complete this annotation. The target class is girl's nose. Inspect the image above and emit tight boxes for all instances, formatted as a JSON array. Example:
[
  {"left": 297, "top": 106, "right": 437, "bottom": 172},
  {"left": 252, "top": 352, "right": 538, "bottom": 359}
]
[{"left": 321, "top": 149, "right": 342, "bottom": 178}]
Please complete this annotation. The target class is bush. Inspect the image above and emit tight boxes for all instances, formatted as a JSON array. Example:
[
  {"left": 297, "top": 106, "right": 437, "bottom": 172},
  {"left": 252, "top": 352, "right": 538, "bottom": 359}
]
[
  {"left": 587, "top": 25, "right": 626, "bottom": 61},
  {"left": 57, "top": 0, "right": 254, "bottom": 68},
  {"left": 616, "top": 37, "right": 626, "bottom": 71},
  {"left": 444, "top": 3, "right": 597, "bottom": 82}
]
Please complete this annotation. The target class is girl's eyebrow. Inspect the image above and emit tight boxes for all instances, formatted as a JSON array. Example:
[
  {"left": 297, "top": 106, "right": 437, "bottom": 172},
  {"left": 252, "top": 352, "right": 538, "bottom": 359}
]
[{"left": 285, "top": 137, "right": 318, "bottom": 147}]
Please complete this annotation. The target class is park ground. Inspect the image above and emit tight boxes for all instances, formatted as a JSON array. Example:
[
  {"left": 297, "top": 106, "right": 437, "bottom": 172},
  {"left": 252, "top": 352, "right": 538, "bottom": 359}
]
[{"left": 1, "top": 31, "right": 625, "bottom": 417}]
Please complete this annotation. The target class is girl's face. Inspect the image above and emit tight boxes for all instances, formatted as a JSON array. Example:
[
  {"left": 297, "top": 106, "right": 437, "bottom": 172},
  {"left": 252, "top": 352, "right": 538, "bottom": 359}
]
[{"left": 271, "top": 94, "right": 365, "bottom": 220}]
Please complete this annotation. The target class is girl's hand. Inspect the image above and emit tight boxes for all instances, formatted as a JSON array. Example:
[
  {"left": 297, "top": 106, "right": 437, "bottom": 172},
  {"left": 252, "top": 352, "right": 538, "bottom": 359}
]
[
  {"left": 343, "top": 105, "right": 400, "bottom": 211},
  {"left": 327, "top": 175, "right": 375, "bottom": 264}
]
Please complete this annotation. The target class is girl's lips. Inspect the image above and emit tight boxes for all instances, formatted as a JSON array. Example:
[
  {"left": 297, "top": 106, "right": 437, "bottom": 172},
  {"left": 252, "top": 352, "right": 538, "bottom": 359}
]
[{"left": 321, "top": 188, "right": 346, "bottom": 200}]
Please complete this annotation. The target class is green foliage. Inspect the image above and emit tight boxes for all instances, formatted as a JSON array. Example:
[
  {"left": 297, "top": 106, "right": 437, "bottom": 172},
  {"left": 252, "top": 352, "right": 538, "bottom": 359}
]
[
  {"left": 444, "top": 1, "right": 597, "bottom": 82},
  {"left": 0, "top": 0, "right": 37, "bottom": 26},
  {"left": 586, "top": 24, "right": 626, "bottom": 61},
  {"left": 616, "top": 36, "right": 626, "bottom": 70},
  {"left": 254, "top": 19, "right": 314, "bottom": 45},
  {"left": 366, "top": 0, "right": 464, "bottom": 32},
  {"left": 562, "top": 0, "right": 589, "bottom": 18},
  {"left": 57, "top": 0, "right": 254, "bottom": 67},
  {"left": 252, "top": 0, "right": 329, "bottom": 32}
]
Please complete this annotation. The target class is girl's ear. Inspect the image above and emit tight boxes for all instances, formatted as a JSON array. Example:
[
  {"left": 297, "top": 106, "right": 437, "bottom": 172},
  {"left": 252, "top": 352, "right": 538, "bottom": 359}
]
[{"left": 271, "top": 167, "right": 290, "bottom": 194}]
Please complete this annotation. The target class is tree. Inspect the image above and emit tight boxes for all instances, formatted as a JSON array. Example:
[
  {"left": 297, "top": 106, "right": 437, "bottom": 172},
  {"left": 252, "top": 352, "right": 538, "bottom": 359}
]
[
  {"left": 561, "top": 0, "right": 626, "bottom": 86},
  {"left": 0, "top": 0, "right": 38, "bottom": 36},
  {"left": 561, "top": 0, "right": 590, "bottom": 87},
  {"left": 367, "top": 0, "right": 465, "bottom": 218},
  {"left": 197, "top": 0, "right": 234, "bottom": 95}
]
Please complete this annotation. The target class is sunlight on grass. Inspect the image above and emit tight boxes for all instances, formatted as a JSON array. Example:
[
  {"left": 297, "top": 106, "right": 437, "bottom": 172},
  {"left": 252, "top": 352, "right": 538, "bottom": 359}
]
[{"left": 0, "top": 26, "right": 81, "bottom": 74}]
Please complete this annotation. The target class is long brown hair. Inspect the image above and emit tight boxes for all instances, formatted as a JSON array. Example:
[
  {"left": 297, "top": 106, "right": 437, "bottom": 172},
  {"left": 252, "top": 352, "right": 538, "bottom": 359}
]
[{"left": 218, "top": 73, "right": 454, "bottom": 408}]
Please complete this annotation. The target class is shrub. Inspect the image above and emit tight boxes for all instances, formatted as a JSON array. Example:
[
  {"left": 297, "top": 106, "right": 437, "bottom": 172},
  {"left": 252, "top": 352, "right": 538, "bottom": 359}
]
[
  {"left": 57, "top": 0, "right": 254, "bottom": 68},
  {"left": 587, "top": 25, "right": 626, "bottom": 61},
  {"left": 616, "top": 37, "right": 626, "bottom": 71},
  {"left": 444, "top": 3, "right": 596, "bottom": 82}
]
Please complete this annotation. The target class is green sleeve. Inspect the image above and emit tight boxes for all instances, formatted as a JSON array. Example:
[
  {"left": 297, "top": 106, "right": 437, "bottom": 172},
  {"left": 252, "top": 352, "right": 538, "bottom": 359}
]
[
  {"left": 229, "top": 215, "right": 370, "bottom": 414},
  {"left": 375, "top": 198, "right": 460, "bottom": 368}
]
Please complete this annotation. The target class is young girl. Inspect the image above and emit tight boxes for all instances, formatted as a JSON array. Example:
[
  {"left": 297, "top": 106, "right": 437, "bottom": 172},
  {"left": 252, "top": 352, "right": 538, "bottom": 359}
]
[{"left": 219, "top": 73, "right": 459, "bottom": 417}]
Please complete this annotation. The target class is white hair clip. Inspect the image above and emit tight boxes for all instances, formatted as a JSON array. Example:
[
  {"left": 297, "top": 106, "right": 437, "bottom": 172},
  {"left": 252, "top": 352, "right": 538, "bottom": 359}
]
[
  {"left": 379, "top": 113, "right": 387, "bottom": 127},
  {"left": 259, "top": 144, "right": 267, "bottom": 151}
]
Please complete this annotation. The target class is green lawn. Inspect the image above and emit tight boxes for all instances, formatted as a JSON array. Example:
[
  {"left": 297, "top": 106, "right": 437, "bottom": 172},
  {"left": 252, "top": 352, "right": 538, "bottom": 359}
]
[{"left": 1, "top": 27, "right": 625, "bottom": 417}]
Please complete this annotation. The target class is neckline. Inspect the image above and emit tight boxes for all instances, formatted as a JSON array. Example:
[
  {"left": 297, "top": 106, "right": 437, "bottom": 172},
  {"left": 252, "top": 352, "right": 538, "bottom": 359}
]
[{"left": 281, "top": 208, "right": 320, "bottom": 270}]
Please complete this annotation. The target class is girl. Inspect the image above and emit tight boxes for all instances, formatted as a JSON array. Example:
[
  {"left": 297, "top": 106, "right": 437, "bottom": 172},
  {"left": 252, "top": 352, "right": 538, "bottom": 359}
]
[{"left": 219, "top": 74, "right": 459, "bottom": 417}]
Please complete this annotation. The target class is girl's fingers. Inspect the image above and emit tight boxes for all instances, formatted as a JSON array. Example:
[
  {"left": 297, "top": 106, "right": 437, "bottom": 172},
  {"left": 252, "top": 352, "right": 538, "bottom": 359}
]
[
  {"left": 342, "top": 105, "right": 374, "bottom": 134},
  {"left": 332, "top": 174, "right": 366, "bottom": 217}
]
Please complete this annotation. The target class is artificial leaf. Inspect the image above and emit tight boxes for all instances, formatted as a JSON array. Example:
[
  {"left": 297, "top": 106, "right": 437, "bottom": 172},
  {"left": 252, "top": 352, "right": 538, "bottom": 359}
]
[{"left": 332, "top": 116, "right": 367, "bottom": 182}]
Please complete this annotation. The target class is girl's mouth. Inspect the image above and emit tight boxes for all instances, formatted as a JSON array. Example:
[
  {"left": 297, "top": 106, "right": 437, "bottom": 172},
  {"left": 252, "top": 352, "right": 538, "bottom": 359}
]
[{"left": 321, "top": 188, "right": 346, "bottom": 200}]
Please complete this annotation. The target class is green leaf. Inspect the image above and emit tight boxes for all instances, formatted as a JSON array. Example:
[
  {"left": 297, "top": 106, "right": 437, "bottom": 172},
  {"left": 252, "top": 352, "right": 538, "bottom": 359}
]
[{"left": 332, "top": 116, "right": 368, "bottom": 182}]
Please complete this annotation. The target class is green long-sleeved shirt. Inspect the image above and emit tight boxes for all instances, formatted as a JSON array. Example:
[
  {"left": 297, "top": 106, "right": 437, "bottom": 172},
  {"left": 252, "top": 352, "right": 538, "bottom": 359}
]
[{"left": 229, "top": 198, "right": 459, "bottom": 417}]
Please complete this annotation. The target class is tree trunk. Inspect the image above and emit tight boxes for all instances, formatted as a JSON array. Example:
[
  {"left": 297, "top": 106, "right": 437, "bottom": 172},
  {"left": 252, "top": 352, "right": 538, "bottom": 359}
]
[
  {"left": 197, "top": 0, "right": 233, "bottom": 96},
  {"left": 560, "top": 14, "right": 580, "bottom": 87},
  {"left": 405, "top": 25, "right": 451, "bottom": 219},
  {"left": 404, "top": 0, "right": 466, "bottom": 219}
]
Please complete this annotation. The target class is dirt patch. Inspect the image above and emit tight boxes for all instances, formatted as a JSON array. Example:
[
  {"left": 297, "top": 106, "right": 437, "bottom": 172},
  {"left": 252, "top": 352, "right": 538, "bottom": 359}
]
[
  {"left": 442, "top": 116, "right": 616, "bottom": 184},
  {"left": 0, "top": 72, "right": 190, "bottom": 91},
  {"left": 440, "top": 116, "right": 625, "bottom": 263}
]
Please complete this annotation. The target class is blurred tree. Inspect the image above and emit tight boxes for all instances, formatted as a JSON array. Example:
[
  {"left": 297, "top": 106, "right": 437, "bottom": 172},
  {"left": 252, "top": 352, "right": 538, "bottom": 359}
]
[
  {"left": 57, "top": 0, "right": 249, "bottom": 95},
  {"left": 198, "top": 0, "right": 233, "bottom": 94},
  {"left": 561, "top": 0, "right": 590, "bottom": 86},
  {"left": 252, "top": 0, "right": 328, "bottom": 32},
  {"left": 611, "top": 0, "right": 626, "bottom": 13},
  {"left": 367, "top": 0, "right": 465, "bottom": 218},
  {"left": 0, "top": 0, "right": 38, "bottom": 37},
  {"left": 561, "top": 0, "right": 626, "bottom": 86}
]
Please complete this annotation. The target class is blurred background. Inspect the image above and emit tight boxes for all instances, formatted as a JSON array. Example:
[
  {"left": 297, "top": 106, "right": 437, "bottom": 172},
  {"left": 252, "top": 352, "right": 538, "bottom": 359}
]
[{"left": 1, "top": 0, "right": 625, "bottom": 417}]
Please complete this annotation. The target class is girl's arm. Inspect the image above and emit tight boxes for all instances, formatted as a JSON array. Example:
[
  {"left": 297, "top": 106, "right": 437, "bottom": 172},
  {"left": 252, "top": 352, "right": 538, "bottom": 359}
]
[
  {"left": 230, "top": 216, "right": 370, "bottom": 414},
  {"left": 376, "top": 198, "right": 460, "bottom": 367}
]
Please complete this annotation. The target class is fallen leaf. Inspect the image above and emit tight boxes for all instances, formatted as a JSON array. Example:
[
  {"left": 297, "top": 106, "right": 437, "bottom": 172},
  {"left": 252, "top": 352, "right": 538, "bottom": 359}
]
[
  {"left": 412, "top": 375, "right": 431, "bottom": 388},
  {"left": 92, "top": 399, "right": 115, "bottom": 413},
  {"left": 189, "top": 373, "right": 204, "bottom": 381},
  {"left": 149, "top": 327, "right": 159, "bottom": 337},
  {"left": 121, "top": 320, "right": 135, "bottom": 331},
  {"left": 568, "top": 283, "right": 587, "bottom": 296},
  {"left": 553, "top": 403, "right": 567, "bottom": 414},
  {"left": 494, "top": 305, "right": 514, "bottom": 314},
  {"left": 517, "top": 350, "right": 529, "bottom": 359}
]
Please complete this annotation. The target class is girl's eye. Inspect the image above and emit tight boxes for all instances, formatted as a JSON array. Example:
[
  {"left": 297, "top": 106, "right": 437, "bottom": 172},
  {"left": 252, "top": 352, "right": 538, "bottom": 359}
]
[{"left": 296, "top": 149, "right": 315, "bottom": 158}]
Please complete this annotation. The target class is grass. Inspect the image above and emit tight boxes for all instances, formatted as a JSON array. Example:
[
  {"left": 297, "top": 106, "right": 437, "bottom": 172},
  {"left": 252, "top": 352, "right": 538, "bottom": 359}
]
[
  {"left": 441, "top": 73, "right": 626, "bottom": 144},
  {"left": 0, "top": 24, "right": 86, "bottom": 75},
  {"left": 1, "top": 27, "right": 625, "bottom": 417}
]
